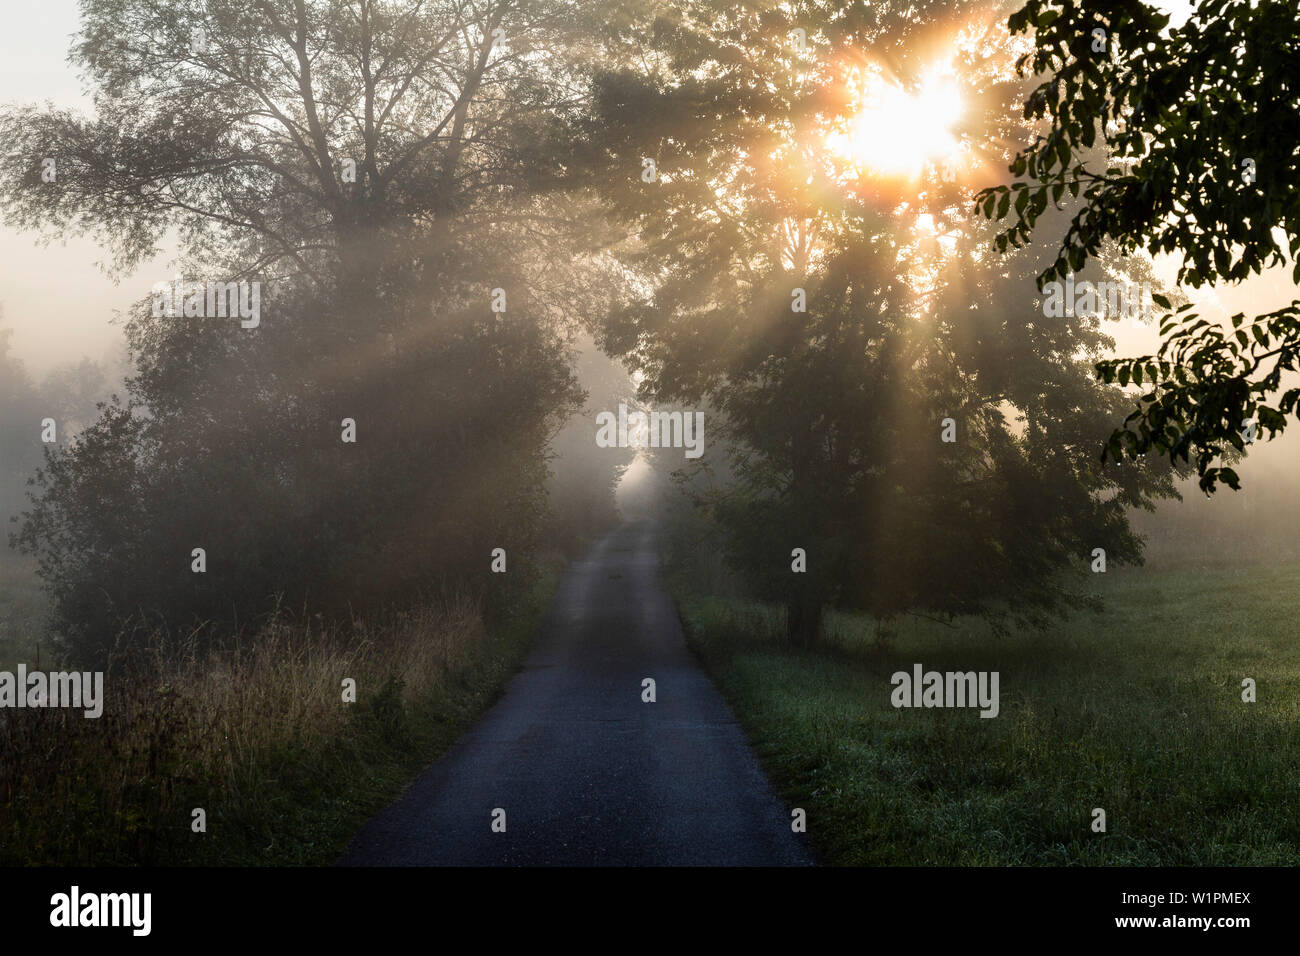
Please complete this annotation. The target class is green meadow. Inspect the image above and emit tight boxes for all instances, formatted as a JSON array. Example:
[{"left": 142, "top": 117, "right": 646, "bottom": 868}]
[{"left": 675, "top": 561, "right": 1300, "bottom": 865}]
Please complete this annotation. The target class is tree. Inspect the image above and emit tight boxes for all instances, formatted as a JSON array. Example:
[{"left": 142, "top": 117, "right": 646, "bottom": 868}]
[
  {"left": 976, "top": 0, "right": 1300, "bottom": 494},
  {"left": 0, "top": 320, "right": 45, "bottom": 524},
  {"left": 0, "top": 0, "right": 614, "bottom": 661},
  {"left": 589, "top": 0, "right": 1178, "bottom": 643},
  {"left": 1, "top": 313, "right": 116, "bottom": 530}
]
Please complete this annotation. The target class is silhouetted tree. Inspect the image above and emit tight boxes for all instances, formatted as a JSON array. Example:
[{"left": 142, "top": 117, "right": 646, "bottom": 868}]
[
  {"left": 978, "top": 0, "right": 1300, "bottom": 495},
  {"left": 591, "top": 0, "right": 1177, "bottom": 643}
]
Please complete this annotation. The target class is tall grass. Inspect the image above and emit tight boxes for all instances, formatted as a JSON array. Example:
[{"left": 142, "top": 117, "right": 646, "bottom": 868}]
[{"left": 0, "top": 571, "right": 557, "bottom": 866}]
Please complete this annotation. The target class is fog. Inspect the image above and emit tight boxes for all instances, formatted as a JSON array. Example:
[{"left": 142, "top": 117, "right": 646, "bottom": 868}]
[{"left": 1, "top": 0, "right": 1296, "bottom": 664}]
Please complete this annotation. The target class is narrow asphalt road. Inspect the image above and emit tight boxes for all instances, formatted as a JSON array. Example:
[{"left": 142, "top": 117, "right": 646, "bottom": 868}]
[{"left": 339, "top": 520, "right": 814, "bottom": 866}]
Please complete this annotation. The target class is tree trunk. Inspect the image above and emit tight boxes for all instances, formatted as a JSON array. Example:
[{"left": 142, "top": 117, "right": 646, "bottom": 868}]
[{"left": 787, "top": 595, "right": 823, "bottom": 648}]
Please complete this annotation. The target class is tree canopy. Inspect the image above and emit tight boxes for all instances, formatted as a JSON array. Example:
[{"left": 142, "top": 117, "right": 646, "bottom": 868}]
[
  {"left": 977, "top": 0, "right": 1300, "bottom": 494},
  {"left": 590, "top": 0, "right": 1177, "bottom": 641},
  {"left": 1, "top": 0, "right": 622, "bottom": 662},
  {"left": 0, "top": 0, "right": 1198, "bottom": 654}
]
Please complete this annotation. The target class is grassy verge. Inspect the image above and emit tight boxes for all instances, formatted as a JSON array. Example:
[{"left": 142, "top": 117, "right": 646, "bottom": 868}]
[
  {"left": 0, "top": 559, "right": 562, "bottom": 866},
  {"left": 674, "top": 562, "right": 1300, "bottom": 865}
]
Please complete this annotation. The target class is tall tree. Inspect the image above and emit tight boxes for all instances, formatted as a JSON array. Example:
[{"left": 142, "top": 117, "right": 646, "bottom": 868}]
[
  {"left": 590, "top": 0, "right": 1177, "bottom": 642},
  {"left": 0, "top": 0, "right": 614, "bottom": 660}
]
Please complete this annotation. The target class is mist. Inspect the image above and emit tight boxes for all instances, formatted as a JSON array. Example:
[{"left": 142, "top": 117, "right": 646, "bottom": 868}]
[{"left": 2, "top": 0, "right": 1298, "bottom": 881}]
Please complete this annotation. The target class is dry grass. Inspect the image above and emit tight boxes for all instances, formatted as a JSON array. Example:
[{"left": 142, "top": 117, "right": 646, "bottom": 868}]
[{"left": 0, "top": 578, "right": 552, "bottom": 865}]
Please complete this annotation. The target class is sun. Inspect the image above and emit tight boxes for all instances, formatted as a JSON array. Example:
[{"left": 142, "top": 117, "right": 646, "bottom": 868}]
[{"left": 828, "top": 65, "right": 965, "bottom": 177}]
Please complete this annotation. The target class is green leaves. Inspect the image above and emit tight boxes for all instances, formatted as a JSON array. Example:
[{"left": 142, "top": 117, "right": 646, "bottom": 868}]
[
  {"left": 988, "top": 0, "right": 1300, "bottom": 494},
  {"left": 1095, "top": 300, "right": 1300, "bottom": 493}
]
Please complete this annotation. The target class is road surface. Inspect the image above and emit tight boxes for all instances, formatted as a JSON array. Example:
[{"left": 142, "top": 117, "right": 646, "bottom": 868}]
[{"left": 339, "top": 520, "right": 814, "bottom": 866}]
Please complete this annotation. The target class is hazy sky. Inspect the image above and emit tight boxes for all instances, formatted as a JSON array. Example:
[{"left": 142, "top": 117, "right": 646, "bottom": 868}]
[{"left": 0, "top": 0, "right": 170, "bottom": 374}]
